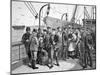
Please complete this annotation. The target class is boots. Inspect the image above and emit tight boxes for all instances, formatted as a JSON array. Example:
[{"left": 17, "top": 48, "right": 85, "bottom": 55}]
[
  {"left": 31, "top": 60, "right": 38, "bottom": 69},
  {"left": 55, "top": 57, "right": 60, "bottom": 66}
]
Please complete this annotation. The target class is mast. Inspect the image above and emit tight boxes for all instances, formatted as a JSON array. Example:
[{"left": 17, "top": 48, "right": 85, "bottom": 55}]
[
  {"left": 71, "top": 5, "right": 77, "bottom": 23},
  {"left": 91, "top": 6, "right": 96, "bottom": 19},
  {"left": 84, "top": 6, "right": 85, "bottom": 26}
]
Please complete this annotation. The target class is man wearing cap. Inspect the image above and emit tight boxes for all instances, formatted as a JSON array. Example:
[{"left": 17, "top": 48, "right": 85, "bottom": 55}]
[
  {"left": 22, "top": 27, "right": 31, "bottom": 66},
  {"left": 29, "top": 29, "right": 39, "bottom": 69},
  {"left": 79, "top": 29, "right": 93, "bottom": 69}
]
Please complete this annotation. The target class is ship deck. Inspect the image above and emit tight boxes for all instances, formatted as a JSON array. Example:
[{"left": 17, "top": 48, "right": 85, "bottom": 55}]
[
  {"left": 11, "top": 41, "right": 96, "bottom": 74},
  {"left": 12, "top": 59, "right": 83, "bottom": 74}
]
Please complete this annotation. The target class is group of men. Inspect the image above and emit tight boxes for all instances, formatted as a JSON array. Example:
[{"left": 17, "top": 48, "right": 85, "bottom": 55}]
[{"left": 21, "top": 25, "right": 95, "bottom": 69}]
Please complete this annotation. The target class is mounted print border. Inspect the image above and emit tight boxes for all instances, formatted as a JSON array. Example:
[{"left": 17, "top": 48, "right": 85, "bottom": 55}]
[{"left": 10, "top": 0, "right": 96, "bottom": 74}]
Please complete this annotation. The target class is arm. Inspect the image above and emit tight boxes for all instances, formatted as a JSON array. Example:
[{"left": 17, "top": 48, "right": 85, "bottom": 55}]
[
  {"left": 35, "top": 37, "right": 39, "bottom": 46},
  {"left": 21, "top": 34, "right": 26, "bottom": 43}
]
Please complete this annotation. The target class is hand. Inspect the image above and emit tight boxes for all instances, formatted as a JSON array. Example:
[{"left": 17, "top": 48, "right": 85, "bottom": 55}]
[
  {"left": 53, "top": 42, "right": 55, "bottom": 45},
  {"left": 26, "top": 39, "right": 29, "bottom": 42}
]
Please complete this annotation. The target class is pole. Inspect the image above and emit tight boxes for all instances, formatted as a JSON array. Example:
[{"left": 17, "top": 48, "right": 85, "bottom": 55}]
[
  {"left": 61, "top": 13, "right": 67, "bottom": 56},
  {"left": 19, "top": 45, "right": 20, "bottom": 60},
  {"left": 39, "top": 4, "right": 49, "bottom": 30},
  {"left": 61, "top": 13, "right": 67, "bottom": 20},
  {"left": 84, "top": 6, "right": 85, "bottom": 26}
]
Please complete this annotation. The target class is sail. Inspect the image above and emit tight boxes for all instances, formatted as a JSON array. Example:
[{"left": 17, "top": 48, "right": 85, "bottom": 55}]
[
  {"left": 43, "top": 16, "right": 82, "bottom": 29},
  {"left": 43, "top": 16, "right": 68, "bottom": 28}
]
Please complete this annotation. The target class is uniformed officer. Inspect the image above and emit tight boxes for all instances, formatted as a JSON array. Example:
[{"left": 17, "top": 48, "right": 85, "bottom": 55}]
[
  {"left": 79, "top": 28, "right": 93, "bottom": 69},
  {"left": 22, "top": 27, "right": 31, "bottom": 65},
  {"left": 85, "top": 29, "right": 93, "bottom": 68}
]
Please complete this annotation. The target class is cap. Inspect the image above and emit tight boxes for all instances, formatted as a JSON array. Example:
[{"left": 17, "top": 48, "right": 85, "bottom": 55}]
[{"left": 26, "top": 27, "right": 30, "bottom": 31}]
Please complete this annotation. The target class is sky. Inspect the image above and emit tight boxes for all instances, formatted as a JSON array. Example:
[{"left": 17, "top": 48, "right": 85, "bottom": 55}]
[{"left": 12, "top": 1, "right": 94, "bottom": 26}]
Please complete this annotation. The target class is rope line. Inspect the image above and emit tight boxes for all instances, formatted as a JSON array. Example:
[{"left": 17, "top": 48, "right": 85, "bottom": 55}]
[
  {"left": 26, "top": 2, "right": 37, "bottom": 16},
  {"left": 29, "top": 2, "right": 38, "bottom": 15},
  {"left": 24, "top": 2, "right": 36, "bottom": 17}
]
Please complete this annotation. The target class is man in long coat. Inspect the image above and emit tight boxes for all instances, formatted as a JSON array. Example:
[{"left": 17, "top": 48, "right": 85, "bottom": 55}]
[
  {"left": 79, "top": 29, "right": 93, "bottom": 69},
  {"left": 22, "top": 27, "right": 31, "bottom": 65}
]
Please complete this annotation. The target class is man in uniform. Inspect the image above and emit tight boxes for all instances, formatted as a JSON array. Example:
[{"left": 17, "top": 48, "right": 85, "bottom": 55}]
[
  {"left": 85, "top": 29, "right": 93, "bottom": 68},
  {"left": 79, "top": 28, "right": 93, "bottom": 69},
  {"left": 22, "top": 27, "right": 31, "bottom": 65}
]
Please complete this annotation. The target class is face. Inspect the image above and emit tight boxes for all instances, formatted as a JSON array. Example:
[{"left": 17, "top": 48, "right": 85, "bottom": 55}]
[
  {"left": 45, "top": 31, "right": 47, "bottom": 35},
  {"left": 40, "top": 37, "right": 43, "bottom": 43},
  {"left": 38, "top": 29, "right": 41, "bottom": 33},
  {"left": 65, "top": 28, "right": 67, "bottom": 31},
  {"left": 59, "top": 28, "right": 62, "bottom": 32},
  {"left": 52, "top": 30, "right": 56, "bottom": 35},
  {"left": 27, "top": 30, "right": 30, "bottom": 33},
  {"left": 34, "top": 33, "right": 37, "bottom": 37},
  {"left": 69, "top": 28, "right": 73, "bottom": 34},
  {"left": 49, "top": 28, "right": 51, "bottom": 32}
]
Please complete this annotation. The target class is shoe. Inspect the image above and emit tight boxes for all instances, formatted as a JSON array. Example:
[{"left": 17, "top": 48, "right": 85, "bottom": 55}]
[
  {"left": 82, "top": 66, "right": 87, "bottom": 69},
  {"left": 28, "top": 64, "right": 32, "bottom": 68},
  {"left": 88, "top": 64, "right": 93, "bottom": 68},
  {"left": 56, "top": 64, "right": 60, "bottom": 66},
  {"left": 27, "top": 63, "right": 32, "bottom": 68},
  {"left": 49, "top": 65, "right": 53, "bottom": 69},
  {"left": 32, "top": 66, "right": 39, "bottom": 69}
]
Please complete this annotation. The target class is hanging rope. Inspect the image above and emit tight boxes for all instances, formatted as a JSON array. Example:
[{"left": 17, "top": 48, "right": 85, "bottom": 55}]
[
  {"left": 84, "top": 7, "right": 91, "bottom": 19},
  {"left": 24, "top": 2, "right": 50, "bottom": 28},
  {"left": 33, "top": 18, "right": 36, "bottom": 26},
  {"left": 76, "top": 10, "right": 83, "bottom": 21}
]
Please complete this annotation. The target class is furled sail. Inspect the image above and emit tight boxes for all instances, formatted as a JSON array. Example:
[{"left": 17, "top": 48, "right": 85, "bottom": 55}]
[
  {"left": 43, "top": 16, "right": 82, "bottom": 29},
  {"left": 43, "top": 16, "right": 68, "bottom": 28}
]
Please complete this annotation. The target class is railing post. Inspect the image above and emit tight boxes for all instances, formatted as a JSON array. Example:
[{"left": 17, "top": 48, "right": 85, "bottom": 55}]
[{"left": 19, "top": 45, "right": 20, "bottom": 60}]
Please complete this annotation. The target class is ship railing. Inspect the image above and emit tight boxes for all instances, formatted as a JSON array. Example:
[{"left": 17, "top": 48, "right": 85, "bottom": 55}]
[{"left": 11, "top": 41, "right": 27, "bottom": 63}]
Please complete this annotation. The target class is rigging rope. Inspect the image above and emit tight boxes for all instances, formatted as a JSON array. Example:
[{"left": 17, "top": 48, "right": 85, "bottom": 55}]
[
  {"left": 24, "top": 2, "right": 36, "bottom": 17},
  {"left": 85, "top": 7, "right": 91, "bottom": 19},
  {"left": 26, "top": 2, "right": 37, "bottom": 16},
  {"left": 76, "top": 10, "right": 83, "bottom": 21},
  {"left": 84, "top": 7, "right": 90, "bottom": 19},
  {"left": 29, "top": 2, "right": 38, "bottom": 15},
  {"left": 24, "top": 2, "right": 51, "bottom": 27}
]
